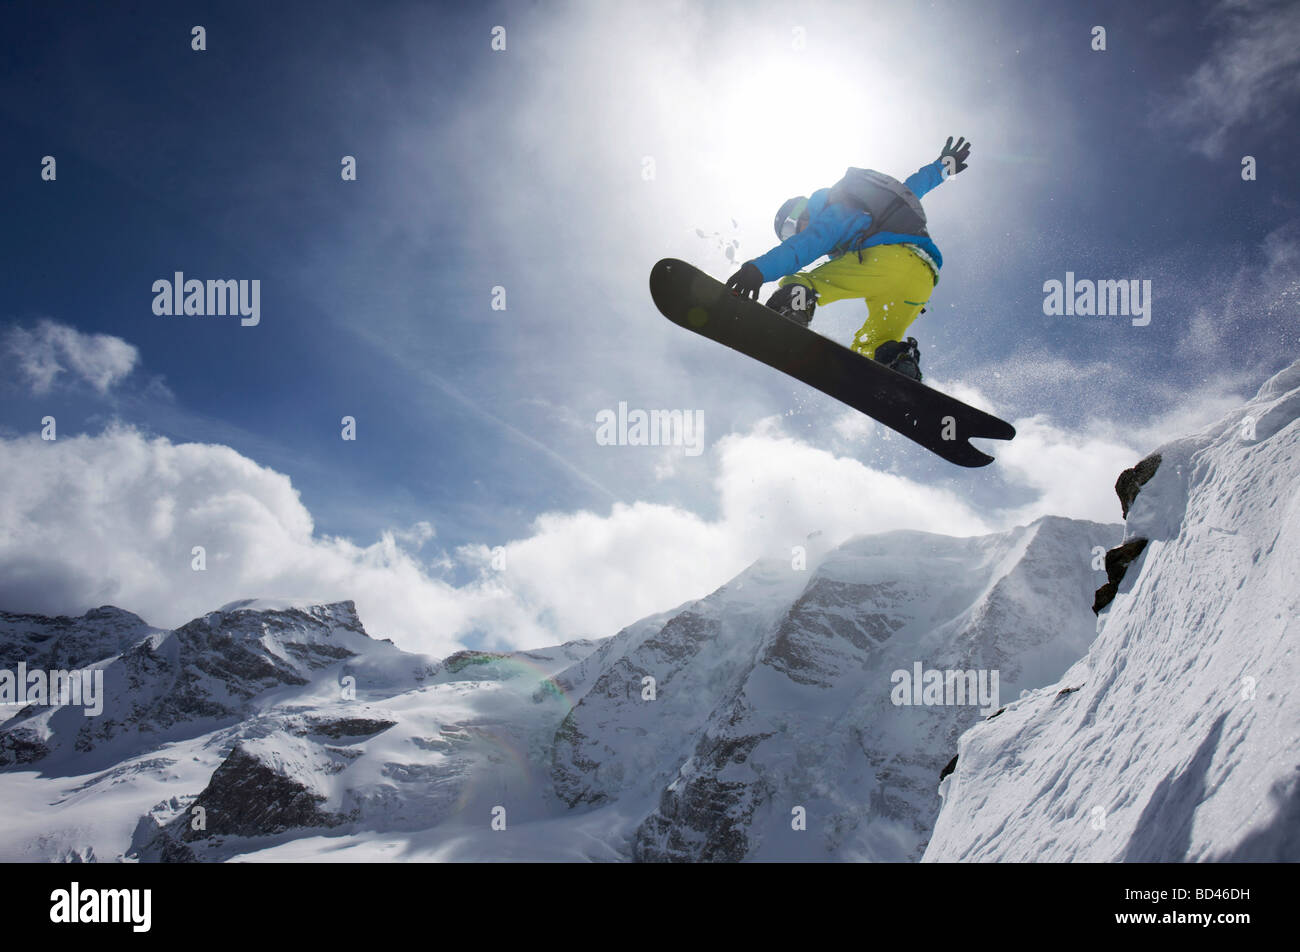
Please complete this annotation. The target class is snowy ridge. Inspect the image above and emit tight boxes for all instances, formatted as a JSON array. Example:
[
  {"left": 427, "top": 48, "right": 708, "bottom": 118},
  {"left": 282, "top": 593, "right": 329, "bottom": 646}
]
[
  {"left": 924, "top": 359, "right": 1300, "bottom": 862},
  {"left": 551, "top": 557, "right": 810, "bottom": 810},
  {"left": 0, "top": 600, "right": 409, "bottom": 773},
  {"left": 624, "top": 516, "right": 1117, "bottom": 861},
  {"left": 0, "top": 605, "right": 161, "bottom": 671}
]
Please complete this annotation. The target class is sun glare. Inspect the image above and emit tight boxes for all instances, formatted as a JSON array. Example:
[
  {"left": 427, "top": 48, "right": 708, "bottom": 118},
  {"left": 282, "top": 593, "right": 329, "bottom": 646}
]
[{"left": 695, "top": 48, "right": 917, "bottom": 244}]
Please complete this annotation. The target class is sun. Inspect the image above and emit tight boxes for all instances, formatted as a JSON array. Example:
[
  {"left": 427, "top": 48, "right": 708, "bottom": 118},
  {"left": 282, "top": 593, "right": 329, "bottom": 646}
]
[{"left": 700, "top": 52, "right": 917, "bottom": 241}]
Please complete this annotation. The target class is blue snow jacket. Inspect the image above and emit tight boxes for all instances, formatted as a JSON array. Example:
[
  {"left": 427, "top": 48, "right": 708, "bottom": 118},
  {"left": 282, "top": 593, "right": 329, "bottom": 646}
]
[{"left": 750, "top": 159, "right": 947, "bottom": 282}]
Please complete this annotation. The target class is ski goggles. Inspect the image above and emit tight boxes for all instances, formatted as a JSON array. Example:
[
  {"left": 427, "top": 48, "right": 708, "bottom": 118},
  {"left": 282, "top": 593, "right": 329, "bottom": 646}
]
[{"left": 778, "top": 198, "right": 809, "bottom": 240}]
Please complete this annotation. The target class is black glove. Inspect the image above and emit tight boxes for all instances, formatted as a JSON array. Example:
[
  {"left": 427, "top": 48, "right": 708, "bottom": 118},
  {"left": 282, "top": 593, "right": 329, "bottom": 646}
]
[
  {"left": 725, "top": 261, "right": 764, "bottom": 300},
  {"left": 938, "top": 135, "right": 972, "bottom": 176}
]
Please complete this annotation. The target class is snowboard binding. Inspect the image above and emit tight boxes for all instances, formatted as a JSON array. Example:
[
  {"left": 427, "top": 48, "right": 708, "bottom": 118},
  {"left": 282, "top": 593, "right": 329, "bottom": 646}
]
[
  {"left": 765, "top": 283, "right": 817, "bottom": 326},
  {"left": 873, "top": 337, "right": 922, "bottom": 382}
]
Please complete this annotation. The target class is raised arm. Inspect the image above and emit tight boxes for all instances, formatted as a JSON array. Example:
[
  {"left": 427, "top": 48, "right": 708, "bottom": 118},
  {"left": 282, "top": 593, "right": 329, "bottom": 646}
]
[{"left": 907, "top": 136, "right": 973, "bottom": 199}]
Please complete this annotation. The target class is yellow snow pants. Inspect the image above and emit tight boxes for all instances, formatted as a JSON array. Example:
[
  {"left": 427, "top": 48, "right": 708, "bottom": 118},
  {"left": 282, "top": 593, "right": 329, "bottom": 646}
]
[{"left": 777, "top": 243, "right": 937, "bottom": 358}]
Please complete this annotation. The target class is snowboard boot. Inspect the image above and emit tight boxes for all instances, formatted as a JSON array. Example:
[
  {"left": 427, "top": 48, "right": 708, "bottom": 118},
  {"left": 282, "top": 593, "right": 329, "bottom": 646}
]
[
  {"left": 873, "top": 337, "right": 923, "bottom": 382},
  {"left": 765, "top": 283, "right": 817, "bottom": 327}
]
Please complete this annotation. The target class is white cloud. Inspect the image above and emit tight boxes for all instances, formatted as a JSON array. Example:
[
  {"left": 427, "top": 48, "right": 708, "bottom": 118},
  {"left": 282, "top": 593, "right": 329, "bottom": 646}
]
[
  {"left": 0, "top": 383, "right": 1243, "bottom": 656},
  {"left": 4, "top": 319, "right": 139, "bottom": 394},
  {"left": 992, "top": 377, "right": 1249, "bottom": 526},
  {"left": 0, "top": 417, "right": 994, "bottom": 656},
  {"left": 457, "top": 421, "right": 998, "bottom": 648},
  {"left": 1164, "top": 0, "right": 1300, "bottom": 156},
  {"left": 0, "top": 426, "right": 471, "bottom": 657},
  {"left": 994, "top": 415, "right": 1148, "bottom": 525}
]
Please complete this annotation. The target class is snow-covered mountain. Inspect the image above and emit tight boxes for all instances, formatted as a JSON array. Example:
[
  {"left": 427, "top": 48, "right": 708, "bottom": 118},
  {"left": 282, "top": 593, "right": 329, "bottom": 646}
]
[
  {"left": 555, "top": 516, "right": 1117, "bottom": 861},
  {"left": 0, "top": 600, "right": 414, "bottom": 774},
  {"left": 0, "top": 515, "right": 1117, "bottom": 862},
  {"left": 0, "top": 598, "right": 599, "bottom": 862},
  {"left": 924, "top": 361, "right": 1300, "bottom": 862}
]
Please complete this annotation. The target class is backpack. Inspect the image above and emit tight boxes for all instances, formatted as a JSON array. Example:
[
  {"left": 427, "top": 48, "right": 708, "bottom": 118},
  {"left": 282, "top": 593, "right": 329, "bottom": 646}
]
[{"left": 825, "top": 168, "right": 929, "bottom": 257}]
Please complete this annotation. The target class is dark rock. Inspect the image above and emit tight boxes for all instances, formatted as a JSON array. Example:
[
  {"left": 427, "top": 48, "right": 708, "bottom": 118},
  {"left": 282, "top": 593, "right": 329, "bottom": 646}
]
[
  {"left": 1092, "top": 538, "right": 1150, "bottom": 613},
  {"left": 155, "top": 836, "right": 199, "bottom": 863},
  {"left": 632, "top": 730, "right": 772, "bottom": 862},
  {"left": 0, "top": 727, "right": 50, "bottom": 766},
  {"left": 764, "top": 578, "right": 902, "bottom": 686},
  {"left": 304, "top": 717, "right": 396, "bottom": 739},
  {"left": 180, "top": 745, "right": 348, "bottom": 842},
  {"left": 127, "top": 831, "right": 199, "bottom": 864},
  {"left": 939, "top": 754, "right": 958, "bottom": 781},
  {"left": 442, "top": 650, "right": 511, "bottom": 675},
  {"left": 1116, "top": 453, "right": 1162, "bottom": 518}
]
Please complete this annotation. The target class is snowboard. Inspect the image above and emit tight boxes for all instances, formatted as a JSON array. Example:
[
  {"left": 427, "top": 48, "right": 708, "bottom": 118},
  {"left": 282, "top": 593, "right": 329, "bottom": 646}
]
[{"left": 649, "top": 257, "right": 1016, "bottom": 467}]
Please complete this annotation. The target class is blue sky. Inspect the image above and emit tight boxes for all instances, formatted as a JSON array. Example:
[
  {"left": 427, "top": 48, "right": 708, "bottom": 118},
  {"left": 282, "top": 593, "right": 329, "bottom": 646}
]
[{"left": 1, "top": 0, "right": 1297, "bottom": 652}]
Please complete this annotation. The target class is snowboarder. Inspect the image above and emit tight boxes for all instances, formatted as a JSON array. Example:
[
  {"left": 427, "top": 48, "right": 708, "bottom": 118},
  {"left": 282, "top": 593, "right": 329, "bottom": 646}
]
[{"left": 724, "top": 136, "right": 972, "bottom": 382}]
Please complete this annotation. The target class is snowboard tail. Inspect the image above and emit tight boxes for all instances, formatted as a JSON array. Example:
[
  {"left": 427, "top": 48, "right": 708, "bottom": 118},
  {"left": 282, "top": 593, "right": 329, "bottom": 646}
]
[{"left": 649, "top": 257, "right": 1015, "bottom": 467}]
